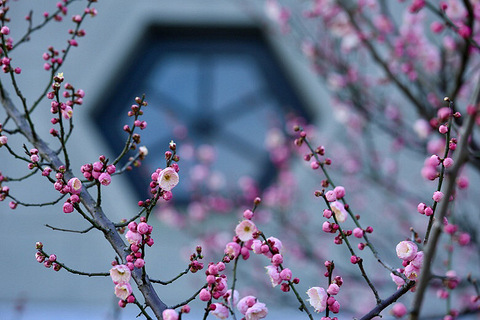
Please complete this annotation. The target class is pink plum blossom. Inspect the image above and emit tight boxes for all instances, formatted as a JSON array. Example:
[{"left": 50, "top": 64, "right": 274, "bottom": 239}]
[
  {"left": 237, "top": 296, "right": 257, "bottom": 315},
  {"left": 98, "top": 172, "right": 111, "bottom": 186},
  {"left": 199, "top": 288, "right": 212, "bottom": 301},
  {"left": 225, "top": 289, "right": 239, "bottom": 306},
  {"left": 61, "top": 106, "right": 73, "bottom": 119},
  {"left": 125, "top": 230, "right": 142, "bottom": 245},
  {"left": 137, "top": 222, "right": 149, "bottom": 235},
  {"left": 396, "top": 241, "right": 418, "bottom": 261},
  {"left": 0, "top": 26, "right": 10, "bottom": 35},
  {"left": 67, "top": 177, "right": 82, "bottom": 194},
  {"left": 265, "top": 265, "right": 282, "bottom": 287},
  {"left": 225, "top": 242, "right": 241, "bottom": 258},
  {"left": 432, "top": 191, "right": 443, "bottom": 202},
  {"left": 333, "top": 186, "right": 345, "bottom": 199},
  {"left": 404, "top": 264, "right": 420, "bottom": 280},
  {"left": 457, "top": 232, "right": 471, "bottom": 246},
  {"left": 235, "top": 220, "right": 257, "bottom": 242},
  {"left": 0, "top": 135, "right": 7, "bottom": 146},
  {"left": 162, "top": 309, "right": 179, "bottom": 320},
  {"left": 157, "top": 167, "right": 179, "bottom": 191},
  {"left": 63, "top": 201, "right": 73, "bottom": 213},
  {"left": 353, "top": 227, "right": 364, "bottom": 238},
  {"left": 114, "top": 283, "right": 132, "bottom": 300},
  {"left": 325, "top": 190, "right": 336, "bottom": 202},
  {"left": 390, "top": 270, "right": 405, "bottom": 288},
  {"left": 410, "top": 251, "right": 423, "bottom": 268},
  {"left": 110, "top": 264, "right": 131, "bottom": 284},
  {"left": 280, "top": 268, "right": 292, "bottom": 281},
  {"left": 210, "top": 303, "right": 229, "bottom": 319},
  {"left": 306, "top": 287, "right": 328, "bottom": 312},
  {"left": 245, "top": 302, "right": 268, "bottom": 320}
]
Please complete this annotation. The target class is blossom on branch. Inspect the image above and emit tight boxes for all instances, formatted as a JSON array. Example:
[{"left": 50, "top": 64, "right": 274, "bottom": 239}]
[
  {"left": 306, "top": 287, "right": 328, "bottom": 313},
  {"left": 235, "top": 220, "right": 257, "bottom": 242},
  {"left": 114, "top": 282, "right": 132, "bottom": 300},
  {"left": 110, "top": 264, "right": 131, "bottom": 284},
  {"left": 157, "top": 167, "right": 179, "bottom": 191}
]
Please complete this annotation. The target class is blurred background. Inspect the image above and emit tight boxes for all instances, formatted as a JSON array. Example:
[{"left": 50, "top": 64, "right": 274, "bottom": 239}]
[{"left": 1, "top": 1, "right": 479, "bottom": 319}]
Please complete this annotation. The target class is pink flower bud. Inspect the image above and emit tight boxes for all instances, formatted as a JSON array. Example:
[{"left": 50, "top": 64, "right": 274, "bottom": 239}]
[
  {"left": 391, "top": 302, "right": 407, "bottom": 318},
  {"left": 63, "top": 201, "right": 74, "bottom": 213},
  {"left": 0, "top": 26, "right": 10, "bottom": 35},
  {"left": 353, "top": 228, "right": 364, "bottom": 238},
  {"left": 329, "top": 300, "right": 340, "bottom": 313},
  {"left": 396, "top": 241, "right": 418, "bottom": 261},
  {"left": 67, "top": 177, "right": 82, "bottom": 194},
  {"left": 327, "top": 283, "right": 340, "bottom": 295},
  {"left": 443, "top": 157, "right": 454, "bottom": 168},
  {"left": 457, "top": 232, "right": 471, "bottom": 246},
  {"left": 199, "top": 288, "right": 211, "bottom": 301},
  {"left": 417, "top": 202, "right": 426, "bottom": 214},
  {"left": 424, "top": 206, "right": 433, "bottom": 216},
  {"left": 98, "top": 172, "right": 111, "bottom": 186},
  {"left": 271, "top": 254, "right": 283, "bottom": 265},
  {"left": 134, "top": 258, "right": 145, "bottom": 268},
  {"left": 325, "top": 190, "right": 336, "bottom": 202},
  {"left": 137, "top": 222, "right": 149, "bottom": 235},
  {"left": 432, "top": 191, "right": 443, "bottom": 202},
  {"left": 243, "top": 209, "right": 253, "bottom": 219},
  {"left": 280, "top": 268, "right": 292, "bottom": 281},
  {"left": 444, "top": 223, "right": 457, "bottom": 235},
  {"left": 322, "top": 221, "right": 332, "bottom": 233},
  {"left": 323, "top": 209, "right": 332, "bottom": 219}
]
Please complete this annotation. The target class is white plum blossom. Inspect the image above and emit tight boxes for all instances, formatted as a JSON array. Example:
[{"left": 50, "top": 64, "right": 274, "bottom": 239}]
[
  {"left": 306, "top": 287, "right": 328, "bottom": 313},
  {"left": 158, "top": 167, "right": 179, "bottom": 191}
]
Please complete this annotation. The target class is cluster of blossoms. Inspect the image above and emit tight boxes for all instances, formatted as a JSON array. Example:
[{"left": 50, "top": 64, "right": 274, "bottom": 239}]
[
  {"left": 0, "top": 170, "right": 8, "bottom": 201},
  {"left": 46, "top": 73, "right": 85, "bottom": 134},
  {"left": 0, "top": 123, "right": 6, "bottom": 147},
  {"left": 125, "top": 217, "right": 154, "bottom": 270},
  {"left": 34, "top": 242, "right": 61, "bottom": 271},
  {"left": 391, "top": 241, "right": 424, "bottom": 287},
  {"left": 252, "top": 236, "right": 296, "bottom": 292},
  {"left": 0, "top": 23, "right": 20, "bottom": 74},
  {"left": 187, "top": 245, "right": 204, "bottom": 273},
  {"left": 199, "top": 262, "right": 229, "bottom": 302},
  {"left": 124, "top": 100, "right": 148, "bottom": 132},
  {"left": 160, "top": 306, "right": 191, "bottom": 320},
  {"left": 0, "top": 126, "right": 10, "bottom": 206},
  {"left": 80, "top": 155, "right": 115, "bottom": 186},
  {"left": 41, "top": 0, "right": 98, "bottom": 69},
  {"left": 122, "top": 97, "right": 149, "bottom": 156},
  {"left": 236, "top": 295, "right": 268, "bottom": 320},
  {"left": 421, "top": 107, "right": 459, "bottom": 181},
  {"left": 203, "top": 289, "right": 268, "bottom": 320},
  {"left": 443, "top": 219, "right": 471, "bottom": 246},
  {"left": 321, "top": 186, "right": 348, "bottom": 225},
  {"left": 109, "top": 263, "right": 134, "bottom": 307},
  {"left": 27, "top": 148, "right": 40, "bottom": 169},
  {"left": 42, "top": 46, "right": 63, "bottom": 71},
  {"left": 306, "top": 261, "right": 343, "bottom": 317}
]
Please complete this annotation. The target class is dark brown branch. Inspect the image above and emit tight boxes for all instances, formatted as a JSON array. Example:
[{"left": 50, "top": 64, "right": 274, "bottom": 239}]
[
  {"left": 410, "top": 91, "right": 480, "bottom": 320},
  {"left": 359, "top": 281, "right": 416, "bottom": 320},
  {"left": 150, "top": 267, "right": 190, "bottom": 285},
  {"left": 1, "top": 86, "right": 167, "bottom": 319},
  {"left": 45, "top": 224, "right": 94, "bottom": 234}
]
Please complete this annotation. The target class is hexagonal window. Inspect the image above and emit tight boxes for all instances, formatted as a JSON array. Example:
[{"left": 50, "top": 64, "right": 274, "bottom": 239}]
[{"left": 93, "top": 25, "right": 312, "bottom": 203}]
